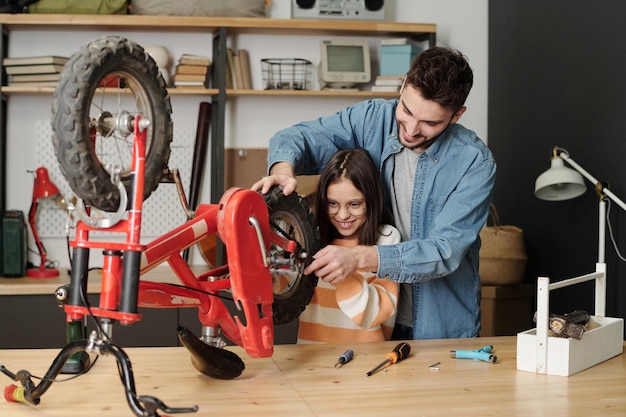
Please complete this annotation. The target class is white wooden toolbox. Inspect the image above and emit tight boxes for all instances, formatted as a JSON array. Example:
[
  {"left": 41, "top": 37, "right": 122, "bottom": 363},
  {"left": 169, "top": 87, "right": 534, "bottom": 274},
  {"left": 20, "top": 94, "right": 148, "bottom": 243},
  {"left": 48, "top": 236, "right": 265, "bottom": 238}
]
[{"left": 517, "top": 264, "right": 624, "bottom": 376}]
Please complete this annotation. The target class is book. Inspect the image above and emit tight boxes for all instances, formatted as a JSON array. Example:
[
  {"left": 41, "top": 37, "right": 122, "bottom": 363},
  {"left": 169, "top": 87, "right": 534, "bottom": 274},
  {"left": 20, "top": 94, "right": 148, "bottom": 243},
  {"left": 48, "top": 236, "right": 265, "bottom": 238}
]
[
  {"left": 376, "top": 74, "right": 406, "bottom": 80},
  {"left": 225, "top": 60, "right": 233, "bottom": 89},
  {"left": 233, "top": 54, "right": 245, "bottom": 91},
  {"left": 5, "top": 63, "right": 66, "bottom": 75},
  {"left": 374, "top": 75, "right": 404, "bottom": 86},
  {"left": 173, "top": 73, "right": 206, "bottom": 82},
  {"left": 375, "top": 79, "right": 403, "bottom": 86},
  {"left": 173, "top": 81, "right": 206, "bottom": 87},
  {"left": 371, "top": 85, "right": 401, "bottom": 92},
  {"left": 175, "top": 64, "right": 209, "bottom": 75},
  {"left": 238, "top": 48, "right": 252, "bottom": 90},
  {"left": 10, "top": 72, "right": 61, "bottom": 83},
  {"left": 178, "top": 53, "right": 211, "bottom": 66},
  {"left": 3, "top": 55, "right": 69, "bottom": 66},
  {"left": 380, "top": 38, "right": 420, "bottom": 46},
  {"left": 226, "top": 48, "right": 238, "bottom": 89}
]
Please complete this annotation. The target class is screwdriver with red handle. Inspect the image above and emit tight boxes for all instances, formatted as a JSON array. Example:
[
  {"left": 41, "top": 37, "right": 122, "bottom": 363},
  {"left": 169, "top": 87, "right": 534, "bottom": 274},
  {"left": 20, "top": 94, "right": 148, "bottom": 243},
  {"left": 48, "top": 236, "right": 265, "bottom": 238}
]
[{"left": 366, "top": 342, "right": 411, "bottom": 376}]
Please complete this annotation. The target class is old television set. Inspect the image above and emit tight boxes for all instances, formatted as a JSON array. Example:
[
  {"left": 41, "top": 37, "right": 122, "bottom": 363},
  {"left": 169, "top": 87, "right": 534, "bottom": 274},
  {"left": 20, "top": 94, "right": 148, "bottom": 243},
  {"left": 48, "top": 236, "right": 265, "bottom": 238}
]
[{"left": 319, "top": 39, "right": 371, "bottom": 90}]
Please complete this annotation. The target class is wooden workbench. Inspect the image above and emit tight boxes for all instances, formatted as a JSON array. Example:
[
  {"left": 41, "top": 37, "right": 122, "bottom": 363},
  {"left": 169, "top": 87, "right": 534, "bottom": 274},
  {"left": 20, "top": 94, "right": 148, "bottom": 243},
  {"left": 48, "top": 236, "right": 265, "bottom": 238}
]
[
  {"left": 0, "top": 266, "right": 187, "bottom": 295},
  {"left": 0, "top": 267, "right": 200, "bottom": 349},
  {"left": 0, "top": 336, "right": 624, "bottom": 416}
]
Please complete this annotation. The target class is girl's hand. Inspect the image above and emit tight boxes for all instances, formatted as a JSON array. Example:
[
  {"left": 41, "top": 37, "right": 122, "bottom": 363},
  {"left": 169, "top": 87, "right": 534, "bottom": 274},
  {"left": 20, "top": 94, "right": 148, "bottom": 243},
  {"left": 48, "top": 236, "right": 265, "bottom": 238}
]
[{"left": 305, "top": 245, "right": 379, "bottom": 285}]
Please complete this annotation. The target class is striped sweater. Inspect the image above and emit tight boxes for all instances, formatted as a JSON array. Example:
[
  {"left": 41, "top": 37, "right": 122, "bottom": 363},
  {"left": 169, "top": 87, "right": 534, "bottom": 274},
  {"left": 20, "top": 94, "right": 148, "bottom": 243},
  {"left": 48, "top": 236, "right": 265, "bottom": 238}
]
[{"left": 297, "top": 224, "right": 401, "bottom": 344}]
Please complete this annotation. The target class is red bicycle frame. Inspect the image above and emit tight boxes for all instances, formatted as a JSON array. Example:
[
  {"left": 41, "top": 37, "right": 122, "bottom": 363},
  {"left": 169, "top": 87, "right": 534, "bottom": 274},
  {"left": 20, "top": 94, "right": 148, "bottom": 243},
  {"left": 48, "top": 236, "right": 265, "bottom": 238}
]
[{"left": 63, "top": 116, "right": 276, "bottom": 358}]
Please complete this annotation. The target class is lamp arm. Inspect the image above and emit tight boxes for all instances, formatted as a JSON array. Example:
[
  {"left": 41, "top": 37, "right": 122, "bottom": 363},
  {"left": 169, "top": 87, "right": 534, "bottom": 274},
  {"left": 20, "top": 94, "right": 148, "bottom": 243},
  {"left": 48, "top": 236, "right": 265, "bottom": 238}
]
[
  {"left": 556, "top": 149, "right": 609, "bottom": 317},
  {"left": 560, "top": 152, "right": 626, "bottom": 213},
  {"left": 28, "top": 201, "right": 48, "bottom": 269}
]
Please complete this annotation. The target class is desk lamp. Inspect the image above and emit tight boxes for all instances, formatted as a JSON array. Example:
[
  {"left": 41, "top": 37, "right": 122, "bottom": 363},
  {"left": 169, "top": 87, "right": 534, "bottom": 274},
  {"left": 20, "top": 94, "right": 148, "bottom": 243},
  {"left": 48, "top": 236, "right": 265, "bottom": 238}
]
[
  {"left": 535, "top": 146, "right": 626, "bottom": 306},
  {"left": 527, "top": 147, "right": 626, "bottom": 374},
  {"left": 534, "top": 146, "right": 626, "bottom": 316},
  {"left": 26, "top": 167, "right": 66, "bottom": 278}
]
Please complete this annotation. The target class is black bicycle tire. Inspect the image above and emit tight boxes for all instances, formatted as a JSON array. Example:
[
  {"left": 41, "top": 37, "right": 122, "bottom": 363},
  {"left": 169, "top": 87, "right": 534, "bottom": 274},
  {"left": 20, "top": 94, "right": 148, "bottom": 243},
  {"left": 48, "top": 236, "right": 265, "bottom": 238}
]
[
  {"left": 51, "top": 35, "right": 173, "bottom": 212},
  {"left": 263, "top": 186, "right": 320, "bottom": 325}
]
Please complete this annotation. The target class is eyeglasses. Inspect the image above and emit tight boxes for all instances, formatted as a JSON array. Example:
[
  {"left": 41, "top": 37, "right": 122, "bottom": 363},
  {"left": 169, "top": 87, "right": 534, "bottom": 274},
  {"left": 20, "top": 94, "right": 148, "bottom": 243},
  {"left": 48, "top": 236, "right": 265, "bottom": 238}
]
[{"left": 327, "top": 200, "right": 366, "bottom": 216}]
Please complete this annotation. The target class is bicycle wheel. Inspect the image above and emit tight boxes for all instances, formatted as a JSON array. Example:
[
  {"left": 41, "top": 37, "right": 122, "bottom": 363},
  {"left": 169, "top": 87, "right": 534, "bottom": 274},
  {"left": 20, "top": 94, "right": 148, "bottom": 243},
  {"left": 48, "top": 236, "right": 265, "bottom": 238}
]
[
  {"left": 263, "top": 186, "right": 320, "bottom": 325},
  {"left": 52, "top": 35, "right": 173, "bottom": 212}
]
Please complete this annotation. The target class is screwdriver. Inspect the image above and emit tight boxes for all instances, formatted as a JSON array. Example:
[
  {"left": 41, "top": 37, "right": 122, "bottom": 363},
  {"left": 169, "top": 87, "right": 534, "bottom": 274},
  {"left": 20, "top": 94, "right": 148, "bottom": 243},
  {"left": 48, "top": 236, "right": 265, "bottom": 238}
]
[
  {"left": 366, "top": 342, "right": 411, "bottom": 376},
  {"left": 335, "top": 349, "right": 354, "bottom": 368}
]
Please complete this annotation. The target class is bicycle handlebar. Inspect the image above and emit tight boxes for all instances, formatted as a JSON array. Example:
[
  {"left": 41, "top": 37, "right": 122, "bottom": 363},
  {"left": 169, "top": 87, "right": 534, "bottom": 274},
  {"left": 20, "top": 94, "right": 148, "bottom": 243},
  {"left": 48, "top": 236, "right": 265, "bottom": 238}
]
[{"left": 1, "top": 332, "right": 198, "bottom": 417}]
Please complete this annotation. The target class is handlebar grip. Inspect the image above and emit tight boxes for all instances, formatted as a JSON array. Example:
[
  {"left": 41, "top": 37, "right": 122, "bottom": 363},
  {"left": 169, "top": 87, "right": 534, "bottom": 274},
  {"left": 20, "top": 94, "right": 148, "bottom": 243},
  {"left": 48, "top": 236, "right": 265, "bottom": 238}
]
[{"left": 4, "top": 384, "right": 26, "bottom": 403}]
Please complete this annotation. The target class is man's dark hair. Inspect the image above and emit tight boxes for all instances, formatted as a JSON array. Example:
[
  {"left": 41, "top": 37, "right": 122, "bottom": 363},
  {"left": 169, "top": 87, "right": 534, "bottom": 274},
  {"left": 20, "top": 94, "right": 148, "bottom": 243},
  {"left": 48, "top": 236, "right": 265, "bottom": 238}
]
[{"left": 405, "top": 46, "right": 473, "bottom": 113}]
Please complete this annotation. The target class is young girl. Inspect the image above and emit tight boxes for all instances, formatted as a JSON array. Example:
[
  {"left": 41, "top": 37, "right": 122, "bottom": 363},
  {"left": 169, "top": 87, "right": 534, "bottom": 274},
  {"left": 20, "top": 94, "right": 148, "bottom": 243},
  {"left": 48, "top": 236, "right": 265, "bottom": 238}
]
[{"left": 297, "top": 148, "right": 401, "bottom": 343}]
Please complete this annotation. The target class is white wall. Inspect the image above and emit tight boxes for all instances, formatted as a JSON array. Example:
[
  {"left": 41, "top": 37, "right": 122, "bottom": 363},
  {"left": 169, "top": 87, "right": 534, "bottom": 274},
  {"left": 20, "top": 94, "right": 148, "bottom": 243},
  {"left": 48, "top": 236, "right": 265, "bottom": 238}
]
[
  {"left": 4, "top": 1, "right": 487, "bottom": 269},
  {"left": 266, "top": 0, "right": 489, "bottom": 142}
]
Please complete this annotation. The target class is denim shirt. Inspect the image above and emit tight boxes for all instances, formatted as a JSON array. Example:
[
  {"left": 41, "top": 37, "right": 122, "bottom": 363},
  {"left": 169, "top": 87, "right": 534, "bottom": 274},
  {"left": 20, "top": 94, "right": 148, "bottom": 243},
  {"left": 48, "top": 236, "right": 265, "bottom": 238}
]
[{"left": 268, "top": 98, "right": 497, "bottom": 339}]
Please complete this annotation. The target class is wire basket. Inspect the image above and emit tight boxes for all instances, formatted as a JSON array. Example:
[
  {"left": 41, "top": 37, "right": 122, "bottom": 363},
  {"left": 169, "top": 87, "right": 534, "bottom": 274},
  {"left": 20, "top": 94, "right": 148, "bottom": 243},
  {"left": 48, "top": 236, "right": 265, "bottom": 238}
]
[{"left": 261, "top": 58, "right": 312, "bottom": 90}]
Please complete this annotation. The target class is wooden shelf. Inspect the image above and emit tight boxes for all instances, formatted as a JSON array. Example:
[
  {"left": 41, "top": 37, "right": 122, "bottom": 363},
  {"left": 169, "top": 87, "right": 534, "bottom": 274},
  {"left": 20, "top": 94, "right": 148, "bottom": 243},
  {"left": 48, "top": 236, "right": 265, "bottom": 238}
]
[
  {"left": 1, "top": 85, "right": 397, "bottom": 98},
  {"left": 0, "top": 14, "right": 436, "bottom": 37},
  {"left": 226, "top": 89, "right": 398, "bottom": 98},
  {"left": 167, "top": 87, "right": 219, "bottom": 95},
  {"left": 0, "top": 86, "right": 219, "bottom": 95}
]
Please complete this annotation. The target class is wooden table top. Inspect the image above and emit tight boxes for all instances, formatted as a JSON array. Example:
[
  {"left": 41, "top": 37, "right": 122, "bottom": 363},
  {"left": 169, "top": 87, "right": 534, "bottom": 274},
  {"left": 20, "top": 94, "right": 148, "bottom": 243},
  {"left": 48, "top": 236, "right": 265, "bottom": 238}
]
[{"left": 0, "top": 336, "right": 624, "bottom": 416}]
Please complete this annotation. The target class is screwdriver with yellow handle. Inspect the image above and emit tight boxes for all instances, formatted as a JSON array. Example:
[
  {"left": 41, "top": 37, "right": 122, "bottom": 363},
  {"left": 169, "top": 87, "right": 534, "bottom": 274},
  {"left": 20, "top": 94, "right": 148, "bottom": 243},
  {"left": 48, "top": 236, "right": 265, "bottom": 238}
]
[{"left": 366, "top": 342, "right": 411, "bottom": 376}]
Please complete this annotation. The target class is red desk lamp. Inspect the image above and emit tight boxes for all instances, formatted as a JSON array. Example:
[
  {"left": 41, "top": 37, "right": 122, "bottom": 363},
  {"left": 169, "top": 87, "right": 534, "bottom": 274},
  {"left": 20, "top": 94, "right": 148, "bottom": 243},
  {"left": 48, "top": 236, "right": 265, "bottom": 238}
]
[{"left": 26, "top": 167, "right": 66, "bottom": 278}]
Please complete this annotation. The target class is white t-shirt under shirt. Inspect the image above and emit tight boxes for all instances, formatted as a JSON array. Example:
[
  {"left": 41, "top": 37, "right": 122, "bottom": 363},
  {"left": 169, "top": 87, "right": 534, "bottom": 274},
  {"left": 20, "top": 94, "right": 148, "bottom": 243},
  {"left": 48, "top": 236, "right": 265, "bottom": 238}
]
[{"left": 392, "top": 147, "right": 421, "bottom": 328}]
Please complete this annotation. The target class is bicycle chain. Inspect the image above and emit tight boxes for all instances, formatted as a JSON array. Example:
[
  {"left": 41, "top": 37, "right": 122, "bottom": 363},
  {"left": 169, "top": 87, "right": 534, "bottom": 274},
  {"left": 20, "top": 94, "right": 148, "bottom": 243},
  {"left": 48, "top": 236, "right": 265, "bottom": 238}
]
[{"left": 269, "top": 220, "right": 303, "bottom": 255}]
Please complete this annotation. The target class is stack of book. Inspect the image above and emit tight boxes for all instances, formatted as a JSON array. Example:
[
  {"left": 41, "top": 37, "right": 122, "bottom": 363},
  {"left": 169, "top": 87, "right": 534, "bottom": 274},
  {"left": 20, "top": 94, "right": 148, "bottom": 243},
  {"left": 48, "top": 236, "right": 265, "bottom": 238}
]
[
  {"left": 173, "top": 53, "right": 211, "bottom": 88},
  {"left": 371, "top": 75, "right": 404, "bottom": 93},
  {"left": 226, "top": 48, "right": 252, "bottom": 90},
  {"left": 380, "top": 37, "right": 419, "bottom": 46},
  {"left": 3, "top": 55, "right": 69, "bottom": 87}
]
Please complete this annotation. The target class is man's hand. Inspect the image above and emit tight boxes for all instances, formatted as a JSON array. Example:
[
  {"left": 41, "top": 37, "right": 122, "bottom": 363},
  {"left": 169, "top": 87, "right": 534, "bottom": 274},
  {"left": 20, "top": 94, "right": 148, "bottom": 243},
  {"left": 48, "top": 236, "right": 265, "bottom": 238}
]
[
  {"left": 251, "top": 174, "right": 298, "bottom": 195},
  {"left": 305, "top": 245, "right": 379, "bottom": 285},
  {"left": 250, "top": 162, "right": 298, "bottom": 195}
]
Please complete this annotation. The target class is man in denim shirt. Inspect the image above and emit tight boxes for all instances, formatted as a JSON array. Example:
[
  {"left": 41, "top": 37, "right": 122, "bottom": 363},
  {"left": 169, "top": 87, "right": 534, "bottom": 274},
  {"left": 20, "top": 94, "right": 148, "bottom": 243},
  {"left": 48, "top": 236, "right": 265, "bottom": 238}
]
[{"left": 253, "top": 46, "right": 496, "bottom": 339}]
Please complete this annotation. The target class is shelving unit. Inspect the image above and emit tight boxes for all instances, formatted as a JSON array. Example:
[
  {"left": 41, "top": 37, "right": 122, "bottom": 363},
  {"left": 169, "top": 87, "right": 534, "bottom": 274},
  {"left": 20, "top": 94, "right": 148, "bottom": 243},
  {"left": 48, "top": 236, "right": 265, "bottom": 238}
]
[
  {"left": 0, "top": 85, "right": 399, "bottom": 98},
  {"left": 0, "top": 13, "right": 436, "bottom": 214}
]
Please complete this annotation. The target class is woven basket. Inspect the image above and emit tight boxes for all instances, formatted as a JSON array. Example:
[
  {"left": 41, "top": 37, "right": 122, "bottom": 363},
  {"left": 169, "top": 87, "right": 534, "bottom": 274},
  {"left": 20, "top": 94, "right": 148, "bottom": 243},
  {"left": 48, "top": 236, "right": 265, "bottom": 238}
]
[{"left": 479, "top": 204, "right": 527, "bottom": 286}]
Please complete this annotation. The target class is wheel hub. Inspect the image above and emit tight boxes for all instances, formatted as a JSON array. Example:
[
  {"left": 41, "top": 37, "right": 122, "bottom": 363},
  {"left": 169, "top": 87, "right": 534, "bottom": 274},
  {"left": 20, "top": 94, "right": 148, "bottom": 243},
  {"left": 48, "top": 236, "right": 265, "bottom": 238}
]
[{"left": 96, "top": 110, "right": 135, "bottom": 137}]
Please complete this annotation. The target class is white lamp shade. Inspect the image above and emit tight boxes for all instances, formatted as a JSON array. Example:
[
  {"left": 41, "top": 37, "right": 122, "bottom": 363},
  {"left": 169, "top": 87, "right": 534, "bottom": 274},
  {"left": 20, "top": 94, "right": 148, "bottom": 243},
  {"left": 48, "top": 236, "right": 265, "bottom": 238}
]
[{"left": 534, "top": 157, "right": 587, "bottom": 201}]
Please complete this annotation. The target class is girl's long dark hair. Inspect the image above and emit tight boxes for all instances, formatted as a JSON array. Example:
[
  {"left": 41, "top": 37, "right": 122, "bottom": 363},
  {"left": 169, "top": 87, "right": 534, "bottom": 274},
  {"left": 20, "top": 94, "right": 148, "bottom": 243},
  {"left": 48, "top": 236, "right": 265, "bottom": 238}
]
[{"left": 314, "top": 148, "right": 389, "bottom": 246}]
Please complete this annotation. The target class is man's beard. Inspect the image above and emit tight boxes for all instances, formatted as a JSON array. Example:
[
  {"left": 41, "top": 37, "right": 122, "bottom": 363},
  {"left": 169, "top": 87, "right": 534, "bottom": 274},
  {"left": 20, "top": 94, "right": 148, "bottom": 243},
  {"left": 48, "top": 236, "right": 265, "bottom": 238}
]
[
  {"left": 397, "top": 120, "right": 452, "bottom": 151},
  {"left": 398, "top": 129, "right": 438, "bottom": 151},
  {"left": 404, "top": 135, "right": 436, "bottom": 150}
]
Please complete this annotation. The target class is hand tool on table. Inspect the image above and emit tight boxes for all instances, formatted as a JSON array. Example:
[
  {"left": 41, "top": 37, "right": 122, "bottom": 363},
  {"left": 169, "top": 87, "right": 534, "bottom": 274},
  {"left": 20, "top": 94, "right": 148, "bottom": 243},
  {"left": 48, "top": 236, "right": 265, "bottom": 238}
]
[
  {"left": 335, "top": 349, "right": 354, "bottom": 368},
  {"left": 366, "top": 342, "right": 411, "bottom": 376},
  {"left": 450, "top": 345, "right": 498, "bottom": 363}
]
